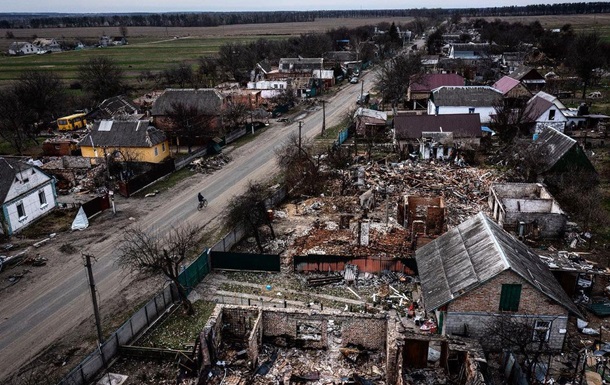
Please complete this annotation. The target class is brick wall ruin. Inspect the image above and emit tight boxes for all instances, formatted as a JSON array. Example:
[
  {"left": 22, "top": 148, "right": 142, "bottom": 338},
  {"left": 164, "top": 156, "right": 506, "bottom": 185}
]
[{"left": 445, "top": 270, "right": 568, "bottom": 351}]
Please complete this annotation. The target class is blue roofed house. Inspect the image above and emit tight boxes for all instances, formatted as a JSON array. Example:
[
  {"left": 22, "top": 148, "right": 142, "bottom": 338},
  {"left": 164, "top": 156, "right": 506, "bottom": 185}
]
[{"left": 0, "top": 158, "right": 58, "bottom": 236}]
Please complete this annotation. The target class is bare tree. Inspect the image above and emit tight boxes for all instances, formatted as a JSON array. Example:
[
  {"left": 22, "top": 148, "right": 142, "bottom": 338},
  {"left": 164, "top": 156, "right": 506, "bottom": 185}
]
[
  {"left": 490, "top": 98, "right": 528, "bottom": 145},
  {"left": 376, "top": 53, "right": 423, "bottom": 109},
  {"left": 223, "top": 98, "right": 249, "bottom": 130},
  {"left": 0, "top": 86, "right": 36, "bottom": 155},
  {"left": 226, "top": 182, "right": 275, "bottom": 253},
  {"left": 275, "top": 133, "right": 326, "bottom": 197},
  {"left": 165, "top": 102, "right": 216, "bottom": 154},
  {"left": 78, "top": 56, "right": 127, "bottom": 105},
  {"left": 117, "top": 223, "right": 203, "bottom": 315},
  {"left": 568, "top": 31, "right": 605, "bottom": 99},
  {"left": 161, "top": 62, "right": 195, "bottom": 88},
  {"left": 14, "top": 70, "right": 66, "bottom": 129},
  {"left": 484, "top": 313, "right": 557, "bottom": 384}
]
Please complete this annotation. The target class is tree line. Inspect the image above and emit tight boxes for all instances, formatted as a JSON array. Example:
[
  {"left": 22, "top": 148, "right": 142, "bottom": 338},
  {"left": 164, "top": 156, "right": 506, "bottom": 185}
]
[{"left": 1, "top": 3, "right": 609, "bottom": 29}]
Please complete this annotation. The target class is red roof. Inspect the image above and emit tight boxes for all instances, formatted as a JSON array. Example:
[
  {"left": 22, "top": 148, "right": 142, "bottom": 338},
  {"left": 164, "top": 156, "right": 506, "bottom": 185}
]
[
  {"left": 492, "top": 76, "right": 520, "bottom": 95},
  {"left": 410, "top": 73, "right": 465, "bottom": 92}
]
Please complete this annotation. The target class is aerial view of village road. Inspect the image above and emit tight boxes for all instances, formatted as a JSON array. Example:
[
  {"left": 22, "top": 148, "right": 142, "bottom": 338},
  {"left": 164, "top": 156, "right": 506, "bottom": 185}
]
[{"left": 1, "top": 1, "right": 610, "bottom": 384}]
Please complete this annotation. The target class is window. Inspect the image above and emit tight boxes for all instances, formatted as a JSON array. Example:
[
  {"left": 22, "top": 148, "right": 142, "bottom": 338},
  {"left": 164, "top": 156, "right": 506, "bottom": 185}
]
[
  {"left": 154, "top": 147, "right": 158, "bottom": 156},
  {"left": 548, "top": 109, "right": 556, "bottom": 120},
  {"left": 16, "top": 202, "right": 26, "bottom": 219},
  {"left": 532, "top": 320, "right": 551, "bottom": 342},
  {"left": 469, "top": 107, "right": 475, "bottom": 114},
  {"left": 38, "top": 190, "right": 47, "bottom": 206},
  {"left": 162, "top": 143, "right": 166, "bottom": 152},
  {"left": 499, "top": 284, "right": 521, "bottom": 312}
]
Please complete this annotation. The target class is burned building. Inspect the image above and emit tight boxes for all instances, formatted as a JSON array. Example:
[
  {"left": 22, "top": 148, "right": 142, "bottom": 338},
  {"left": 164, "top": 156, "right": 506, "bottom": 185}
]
[
  {"left": 488, "top": 183, "right": 567, "bottom": 239},
  {"left": 397, "top": 195, "right": 446, "bottom": 249},
  {"left": 192, "top": 305, "right": 489, "bottom": 385}
]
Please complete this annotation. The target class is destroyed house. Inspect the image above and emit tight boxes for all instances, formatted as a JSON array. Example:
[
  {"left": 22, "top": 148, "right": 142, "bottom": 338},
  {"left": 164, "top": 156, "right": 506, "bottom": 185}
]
[
  {"left": 397, "top": 195, "right": 446, "bottom": 249},
  {"left": 427, "top": 86, "right": 503, "bottom": 123},
  {"left": 394, "top": 113, "right": 482, "bottom": 160},
  {"left": 194, "top": 304, "right": 488, "bottom": 385},
  {"left": 531, "top": 126, "right": 597, "bottom": 186},
  {"left": 87, "top": 95, "right": 141, "bottom": 121},
  {"left": 416, "top": 212, "right": 582, "bottom": 351},
  {"left": 79, "top": 120, "right": 169, "bottom": 163},
  {"left": 195, "top": 305, "right": 393, "bottom": 384},
  {"left": 0, "top": 158, "right": 58, "bottom": 236},
  {"left": 278, "top": 58, "right": 323, "bottom": 74},
  {"left": 489, "top": 183, "right": 567, "bottom": 239}
]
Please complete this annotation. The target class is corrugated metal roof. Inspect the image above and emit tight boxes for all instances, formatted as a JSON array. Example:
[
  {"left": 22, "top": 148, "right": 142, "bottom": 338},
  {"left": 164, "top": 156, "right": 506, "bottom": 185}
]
[
  {"left": 354, "top": 107, "right": 387, "bottom": 121},
  {"left": 79, "top": 120, "right": 166, "bottom": 148},
  {"left": 431, "top": 86, "right": 503, "bottom": 107},
  {"left": 492, "top": 76, "right": 520, "bottom": 95},
  {"left": 533, "top": 126, "right": 577, "bottom": 173},
  {"left": 416, "top": 212, "right": 582, "bottom": 316},
  {"left": 151, "top": 88, "right": 224, "bottom": 116}
]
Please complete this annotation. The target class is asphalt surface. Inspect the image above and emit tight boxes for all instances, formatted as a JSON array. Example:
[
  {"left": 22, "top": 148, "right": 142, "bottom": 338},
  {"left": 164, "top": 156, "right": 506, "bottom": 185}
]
[{"left": 0, "top": 71, "right": 375, "bottom": 381}]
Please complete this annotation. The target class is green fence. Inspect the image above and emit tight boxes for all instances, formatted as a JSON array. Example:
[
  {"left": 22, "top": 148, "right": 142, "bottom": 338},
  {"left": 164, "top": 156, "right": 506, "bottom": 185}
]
[
  {"left": 211, "top": 251, "right": 280, "bottom": 272},
  {"left": 178, "top": 249, "right": 211, "bottom": 293}
]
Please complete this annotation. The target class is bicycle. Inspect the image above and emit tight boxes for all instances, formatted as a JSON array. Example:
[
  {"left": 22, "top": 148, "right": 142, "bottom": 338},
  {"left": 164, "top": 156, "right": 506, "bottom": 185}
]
[{"left": 197, "top": 198, "right": 208, "bottom": 211}]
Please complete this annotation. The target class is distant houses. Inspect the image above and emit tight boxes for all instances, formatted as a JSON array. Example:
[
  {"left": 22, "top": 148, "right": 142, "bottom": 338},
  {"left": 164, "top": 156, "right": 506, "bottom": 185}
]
[{"left": 8, "top": 42, "right": 39, "bottom": 55}]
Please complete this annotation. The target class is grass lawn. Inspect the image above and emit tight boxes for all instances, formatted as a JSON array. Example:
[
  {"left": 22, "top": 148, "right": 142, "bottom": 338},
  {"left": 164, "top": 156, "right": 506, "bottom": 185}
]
[
  {"left": 138, "top": 300, "right": 216, "bottom": 349},
  {"left": 0, "top": 35, "right": 287, "bottom": 87}
]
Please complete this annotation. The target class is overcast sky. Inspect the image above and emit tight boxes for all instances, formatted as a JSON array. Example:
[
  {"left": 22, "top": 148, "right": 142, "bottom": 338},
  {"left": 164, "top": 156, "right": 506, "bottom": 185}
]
[{"left": 1, "top": 0, "right": 593, "bottom": 14}]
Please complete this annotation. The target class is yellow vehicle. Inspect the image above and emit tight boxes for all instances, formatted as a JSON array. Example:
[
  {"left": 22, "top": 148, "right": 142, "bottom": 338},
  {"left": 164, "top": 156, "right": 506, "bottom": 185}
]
[{"left": 57, "top": 113, "right": 87, "bottom": 131}]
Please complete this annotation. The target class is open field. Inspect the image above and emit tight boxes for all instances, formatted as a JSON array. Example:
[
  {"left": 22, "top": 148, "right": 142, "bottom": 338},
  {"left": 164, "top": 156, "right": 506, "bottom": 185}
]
[
  {"left": 477, "top": 13, "right": 610, "bottom": 41},
  {"left": 0, "top": 17, "right": 414, "bottom": 87},
  {"left": 0, "top": 13, "right": 608, "bottom": 88}
]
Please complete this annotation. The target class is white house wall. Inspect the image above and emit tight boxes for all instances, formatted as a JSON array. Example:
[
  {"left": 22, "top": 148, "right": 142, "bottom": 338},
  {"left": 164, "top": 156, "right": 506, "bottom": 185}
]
[
  {"left": 5, "top": 168, "right": 52, "bottom": 202},
  {"left": 4, "top": 183, "right": 57, "bottom": 234}
]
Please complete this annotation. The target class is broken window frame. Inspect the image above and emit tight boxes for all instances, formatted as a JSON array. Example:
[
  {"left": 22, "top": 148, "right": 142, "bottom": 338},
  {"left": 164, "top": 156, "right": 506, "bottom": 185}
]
[{"left": 532, "top": 320, "right": 551, "bottom": 342}]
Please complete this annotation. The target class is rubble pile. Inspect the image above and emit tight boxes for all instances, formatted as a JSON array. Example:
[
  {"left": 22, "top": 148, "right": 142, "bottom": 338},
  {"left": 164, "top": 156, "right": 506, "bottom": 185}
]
[
  {"left": 41, "top": 157, "right": 106, "bottom": 194},
  {"left": 190, "top": 153, "right": 232, "bottom": 174},
  {"left": 291, "top": 224, "right": 410, "bottom": 257},
  {"left": 362, "top": 160, "right": 505, "bottom": 227},
  {"left": 249, "top": 343, "right": 386, "bottom": 385}
]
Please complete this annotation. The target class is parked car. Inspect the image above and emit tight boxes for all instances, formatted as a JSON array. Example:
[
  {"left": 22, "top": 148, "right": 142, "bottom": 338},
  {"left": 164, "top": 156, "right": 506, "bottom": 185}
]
[
  {"left": 350, "top": 76, "right": 359, "bottom": 84},
  {"left": 588, "top": 91, "right": 602, "bottom": 99}
]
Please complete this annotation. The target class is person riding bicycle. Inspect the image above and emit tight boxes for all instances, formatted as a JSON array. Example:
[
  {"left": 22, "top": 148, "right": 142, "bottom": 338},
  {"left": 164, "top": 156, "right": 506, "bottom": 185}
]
[{"left": 198, "top": 192, "right": 205, "bottom": 203}]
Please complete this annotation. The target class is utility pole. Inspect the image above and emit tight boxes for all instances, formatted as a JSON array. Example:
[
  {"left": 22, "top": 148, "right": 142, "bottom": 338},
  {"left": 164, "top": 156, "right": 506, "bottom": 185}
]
[
  {"left": 298, "top": 120, "right": 303, "bottom": 151},
  {"left": 321, "top": 100, "right": 326, "bottom": 136},
  {"left": 360, "top": 79, "right": 364, "bottom": 102},
  {"left": 83, "top": 254, "right": 103, "bottom": 345}
]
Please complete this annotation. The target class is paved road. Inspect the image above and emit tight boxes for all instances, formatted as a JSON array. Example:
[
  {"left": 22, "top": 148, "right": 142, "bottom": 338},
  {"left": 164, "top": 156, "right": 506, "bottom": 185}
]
[{"left": 0, "top": 71, "right": 375, "bottom": 381}]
